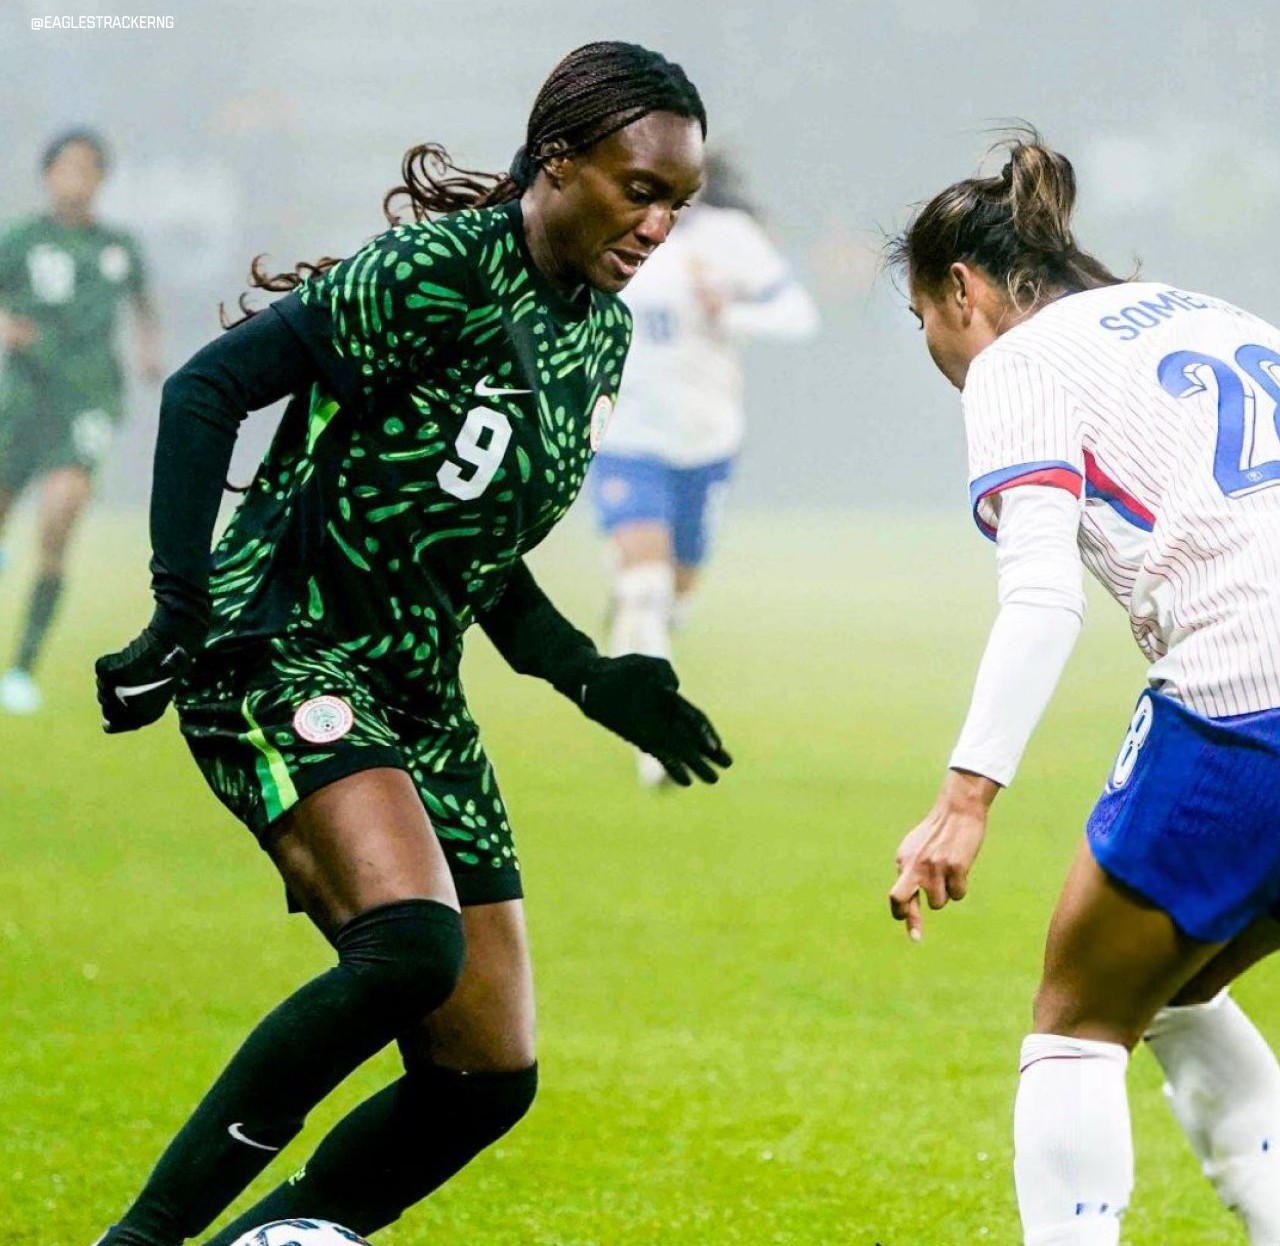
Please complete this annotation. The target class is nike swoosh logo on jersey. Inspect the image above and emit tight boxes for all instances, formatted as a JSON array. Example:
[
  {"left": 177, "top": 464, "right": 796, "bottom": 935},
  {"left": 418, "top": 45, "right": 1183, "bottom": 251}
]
[
  {"left": 474, "top": 375, "right": 531, "bottom": 398},
  {"left": 227, "top": 1122, "right": 280, "bottom": 1152},
  {"left": 114, "top": 676, "right": 173, "bottom": 704}
]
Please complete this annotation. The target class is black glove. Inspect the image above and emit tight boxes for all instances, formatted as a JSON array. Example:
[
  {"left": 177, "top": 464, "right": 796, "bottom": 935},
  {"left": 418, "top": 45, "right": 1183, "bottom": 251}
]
[
  {"left": 95, "top": 619, "right": 195, "bottom": 734},
  {"left": 577, "top": 654, "right": 732, "bottom": 786}
]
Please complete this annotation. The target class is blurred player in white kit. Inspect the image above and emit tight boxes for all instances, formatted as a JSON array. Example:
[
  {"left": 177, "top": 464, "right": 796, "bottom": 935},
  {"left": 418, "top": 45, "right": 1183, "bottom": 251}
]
[
  {"left": 888, "top": 134, "right": 1280, "bottom": 1246},
  {"left": 589, "top": 154, "right": 818, "bottom": 784}
]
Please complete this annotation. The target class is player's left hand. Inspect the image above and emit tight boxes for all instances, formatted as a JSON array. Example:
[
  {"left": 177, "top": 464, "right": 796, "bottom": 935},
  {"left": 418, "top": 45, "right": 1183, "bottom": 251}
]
[
  {"left": 95, "top": 627, "right": 193, "bottom": 733},
  {"left": 889, "top": 769, "right": 999, "bottom": 941},
  {"left": 579, "top": 654, "right": 733, "bottom": 786}
]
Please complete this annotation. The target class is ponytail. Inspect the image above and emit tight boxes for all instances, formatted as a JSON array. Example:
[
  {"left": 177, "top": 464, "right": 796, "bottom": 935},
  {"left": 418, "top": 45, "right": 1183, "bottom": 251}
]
[{"left": 888, "top": 129, "right": 1124, "bottom": 310}]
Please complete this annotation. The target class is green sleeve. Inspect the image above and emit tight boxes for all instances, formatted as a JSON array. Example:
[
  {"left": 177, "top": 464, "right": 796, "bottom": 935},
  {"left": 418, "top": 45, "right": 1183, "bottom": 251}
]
[
  {"left": 123, "top": 232, "right": 150, "bottom": 299},
  {"left": 279, "top": 217, "right": 477, "bottom": 411},
  {"left": 0, "top": 224, "right": 26, "bottom": 302}
]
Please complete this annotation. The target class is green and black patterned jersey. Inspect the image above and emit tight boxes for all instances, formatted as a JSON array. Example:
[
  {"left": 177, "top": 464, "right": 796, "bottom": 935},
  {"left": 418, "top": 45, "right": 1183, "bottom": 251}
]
[
  {"left": 0, "top": 213, "right": 147, "bottom": 405},
  {"left": 205, "top": 199, "right": 631, "bottom": 695}
]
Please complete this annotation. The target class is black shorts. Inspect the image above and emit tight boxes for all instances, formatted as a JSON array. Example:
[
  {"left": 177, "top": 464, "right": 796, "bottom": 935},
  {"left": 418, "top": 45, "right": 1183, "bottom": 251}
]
[
  {"left": 175, "top": 632, "right": 522, "bottom": 907},
  {"left": 0, "top": 367, "right": 122, "bottom": 493}
]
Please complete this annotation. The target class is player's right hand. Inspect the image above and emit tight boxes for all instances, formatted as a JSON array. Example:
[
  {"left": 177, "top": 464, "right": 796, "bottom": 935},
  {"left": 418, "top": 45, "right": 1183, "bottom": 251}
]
[
  {"left": 889, "top": 770, "right": 999, "bottom": 941},
  {"left": 0, "top": 312, "right": 38, "bottom": 351},
  {"left": 95, "top": 628, "right": 193, "bottom": 733}
]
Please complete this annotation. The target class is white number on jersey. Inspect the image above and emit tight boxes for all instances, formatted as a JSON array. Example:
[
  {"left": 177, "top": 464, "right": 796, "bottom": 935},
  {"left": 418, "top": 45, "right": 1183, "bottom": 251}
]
[
  {"left": 436, "top": 405, "right": 512, "bottom": 501},
  {"left": 28, "top": 245, "right": 76, "bottom": 304},
  {"left": 1158, "top": 346, "right": 1280, "bottom": 498}
]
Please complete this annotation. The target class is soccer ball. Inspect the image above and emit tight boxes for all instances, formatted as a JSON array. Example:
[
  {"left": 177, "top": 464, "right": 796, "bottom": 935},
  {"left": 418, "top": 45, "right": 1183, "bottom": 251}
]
[{"left": 229, "top": 1221, "right": 369, "bottom": 1246}]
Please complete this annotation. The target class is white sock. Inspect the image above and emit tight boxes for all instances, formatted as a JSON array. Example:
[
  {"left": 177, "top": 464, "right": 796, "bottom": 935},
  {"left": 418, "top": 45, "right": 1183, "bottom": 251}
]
[
  {"left": 1146, "top": 992, "right": 1280, "bottom": 1244},
  {"left": 1014, "top": 1034, "right": 1132, "bottom": 1246},
  {"left": 671, "top": 589, "right": 694, "bottom": 633},
  {"left": 608, "top": 561, "right": 675, "bottom": 659}
]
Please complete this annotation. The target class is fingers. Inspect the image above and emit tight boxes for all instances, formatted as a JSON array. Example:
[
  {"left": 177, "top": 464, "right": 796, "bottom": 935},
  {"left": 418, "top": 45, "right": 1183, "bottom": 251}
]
[
  {"left": 94, "top": 629, "right": 187, "bottom": 733},
  {"left": 666, "top": 694, "right": 733, "bottom": 776},
  {"left": 888, "top": 875, "right": 924, "bottom": 942},
  {"left": 890, "top": 855, "right": 967, "bottom": 942},
  {"left": 677, "top": 748, "right": 720, "bottom": 785},
  {"left": 917, "top": 858, "right": 969, "bottom": 907},
  {"left": 655, "top": 755, "right": 692, "bottom": 787},
  {"left": 97, "top": 684, "right": 154, "bottom": 733},
  {"left": 890, "top": 857, "right": 969, "bottom": 941},
  {"left": 904, "top": 894, "right": 923, "bottom": 942},
  {"left": 692, "top": 715, "right": 733, "bottom": 768},
  {"left": 584, "top": 660, "right": 729, "bottom": 787}
]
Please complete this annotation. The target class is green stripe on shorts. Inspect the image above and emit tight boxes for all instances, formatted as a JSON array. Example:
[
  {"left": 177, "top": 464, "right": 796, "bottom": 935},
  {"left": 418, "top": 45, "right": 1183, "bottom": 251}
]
[{"left": 242, "top": 696, "right": 298, "bottom": 822}]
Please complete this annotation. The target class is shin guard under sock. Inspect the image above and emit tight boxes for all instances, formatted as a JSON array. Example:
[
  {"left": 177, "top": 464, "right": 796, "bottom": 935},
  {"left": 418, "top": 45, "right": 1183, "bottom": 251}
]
[
  {"left": 106, "top": 900, "right": 463, "bottom": 1246},
  {"left": 1147, "top": 992, "right": 1280, "bottom": 1244},
  {"left": 203, "top": 1062, "right": 538, "bottom": 1243},
  {"left": 1014, "top": 1034, "right": 1132, "bottom": 1246}
]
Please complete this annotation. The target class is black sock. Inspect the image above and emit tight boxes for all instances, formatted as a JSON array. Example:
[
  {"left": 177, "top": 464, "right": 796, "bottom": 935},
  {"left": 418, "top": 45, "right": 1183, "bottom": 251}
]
[
  {"left": 15, "top": 571, "right": 63, "bottom": 672},
  {"left": 202, "top": 1062, "right": 537, "bottom": 1244},
  {"left": 103, "top": 900, "right": 464, "bottom": 1246}
]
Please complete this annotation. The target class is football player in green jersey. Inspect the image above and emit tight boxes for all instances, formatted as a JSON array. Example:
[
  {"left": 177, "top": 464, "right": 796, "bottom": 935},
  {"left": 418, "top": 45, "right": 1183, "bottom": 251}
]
[
  {"left": 0, "top": 129, "right": 160, "bottom": 713},
  {"left": 92, "top": 42, "right": 727, "bottom": 1246}
]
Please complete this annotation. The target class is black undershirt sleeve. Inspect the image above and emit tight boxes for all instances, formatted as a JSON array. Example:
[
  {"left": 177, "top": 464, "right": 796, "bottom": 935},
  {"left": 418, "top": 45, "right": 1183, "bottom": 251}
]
[
  {"left": 148, "top": 296, "right": 320, "bottom": 646},
  {"left": 476, "top": 560, "right": 602, "bottom": 700}
]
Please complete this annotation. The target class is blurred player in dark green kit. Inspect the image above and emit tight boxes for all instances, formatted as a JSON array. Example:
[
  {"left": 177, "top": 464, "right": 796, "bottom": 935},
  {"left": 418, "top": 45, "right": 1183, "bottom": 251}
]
[
  {"left": 0, "top": 129, "right": 160, "bottom": 713},
  {"left": 92, "top": 42, "right": 729, "bottom": 1246}
]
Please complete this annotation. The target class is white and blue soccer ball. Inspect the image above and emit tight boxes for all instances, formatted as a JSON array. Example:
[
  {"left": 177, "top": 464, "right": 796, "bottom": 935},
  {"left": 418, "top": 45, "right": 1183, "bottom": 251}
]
[{"left": 230, "top": 1222, "right": 369, "bottom": 1246}]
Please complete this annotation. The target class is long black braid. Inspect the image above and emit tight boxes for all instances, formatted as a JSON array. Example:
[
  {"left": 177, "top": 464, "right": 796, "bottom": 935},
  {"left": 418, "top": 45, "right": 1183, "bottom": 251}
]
[{"left": 229, "top": 40, "right": 705, "bottom": 324}]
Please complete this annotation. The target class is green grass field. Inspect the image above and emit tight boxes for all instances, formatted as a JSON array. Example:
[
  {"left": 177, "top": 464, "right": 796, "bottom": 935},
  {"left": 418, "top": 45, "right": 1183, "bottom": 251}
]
[{"left": 0, "top": 508, "right": 1268, "bottom": 1244}]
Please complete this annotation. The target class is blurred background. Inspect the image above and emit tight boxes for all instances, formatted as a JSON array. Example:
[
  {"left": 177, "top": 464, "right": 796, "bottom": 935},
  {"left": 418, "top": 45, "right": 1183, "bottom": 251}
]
[
  {"left": 5, "top": 5, "right": 1280, "bottom": 1242},
  {"left": 5, "top": 0, "right": 1278, "bottom": 513}
]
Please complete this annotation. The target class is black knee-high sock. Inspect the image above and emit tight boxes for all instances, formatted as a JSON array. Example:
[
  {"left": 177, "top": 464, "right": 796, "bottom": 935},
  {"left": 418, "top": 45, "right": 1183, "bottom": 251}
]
[
  {"left": 15, "top": 571, "right": 63, "bottom": 672},
  {"left": 104, "top": 901, "right": 464, "bottom": 1246},
  {"left": 202, "top": 1062, "right": 538, "bottom": 1244}
]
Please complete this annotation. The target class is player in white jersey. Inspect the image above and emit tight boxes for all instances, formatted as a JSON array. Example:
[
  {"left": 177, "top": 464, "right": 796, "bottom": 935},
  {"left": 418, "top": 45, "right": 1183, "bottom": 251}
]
[
  {"left": 590, "top": 155, "right": 817, "bottom": 783},
  {"left": 886, "top": 136, "right": 1280, "bottom": 1246}
]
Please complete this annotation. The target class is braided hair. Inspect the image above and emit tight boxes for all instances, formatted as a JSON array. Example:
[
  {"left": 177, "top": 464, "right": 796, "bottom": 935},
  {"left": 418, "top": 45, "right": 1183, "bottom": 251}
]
[{"left": 230, "top": 41, "right": 705, "bottom": 320}]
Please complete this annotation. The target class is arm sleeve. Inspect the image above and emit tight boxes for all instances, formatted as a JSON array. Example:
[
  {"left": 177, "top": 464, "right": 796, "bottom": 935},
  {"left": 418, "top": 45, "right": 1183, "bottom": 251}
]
[
  {"left": 963, "top": 349, "right": 1085, "bottom": 539},
  {"left": 947, "top": 486, "right": 1086, "bottom": 786},
  {"left": 476, "top": 560, "right": 602, "bottom": 700},
  {"left": 272, "top": 220, "right": 473, "bottom": 414},
  {"left": 148, "top": 302, "right": 319, "bottom": 644},
  {"left": 714, "top": 212, "right": 819, "bottom": 341},
  {"left": 124, "top": 232, "right": 150, "bottom": 300},
  {"left": 0, "top": 226, "right": 24, "bottom": 304},
  {"left": 720, "top": 280, "right": 819, "bottom": 340}
]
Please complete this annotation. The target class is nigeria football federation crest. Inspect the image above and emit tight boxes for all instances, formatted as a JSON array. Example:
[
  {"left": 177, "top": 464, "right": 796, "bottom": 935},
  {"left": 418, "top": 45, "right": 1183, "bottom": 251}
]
[
  {"left": 590, "top": 394, "right": 614, "bottom": 450},
  {"left": 292, "top": 695, "right": 355, "bottom": 744}
]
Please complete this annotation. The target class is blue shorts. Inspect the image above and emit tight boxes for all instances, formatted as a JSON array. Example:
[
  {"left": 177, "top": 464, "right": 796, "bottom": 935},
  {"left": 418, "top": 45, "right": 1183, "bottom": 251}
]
[
  {"left": 589, "top": 454, "right": 733, "bottom": 568},
  {"left": 1086, "top": 689, "right": 1280, "bottom": 943}
]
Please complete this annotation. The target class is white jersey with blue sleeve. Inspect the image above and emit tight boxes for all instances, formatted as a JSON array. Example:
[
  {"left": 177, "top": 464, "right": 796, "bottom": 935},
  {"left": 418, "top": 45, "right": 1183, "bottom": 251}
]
[
  {"left": 602, "top": 203, "right": 818, "bottom": 467},
  {"left": 964, "top": 281, "right": 1280, "bottom": 718}
]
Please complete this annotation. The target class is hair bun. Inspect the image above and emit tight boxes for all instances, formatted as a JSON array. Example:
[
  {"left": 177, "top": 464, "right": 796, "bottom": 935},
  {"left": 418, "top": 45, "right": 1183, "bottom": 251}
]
[{"left": 1006, "top": 141, "right": 1076, "bottom": 257}]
